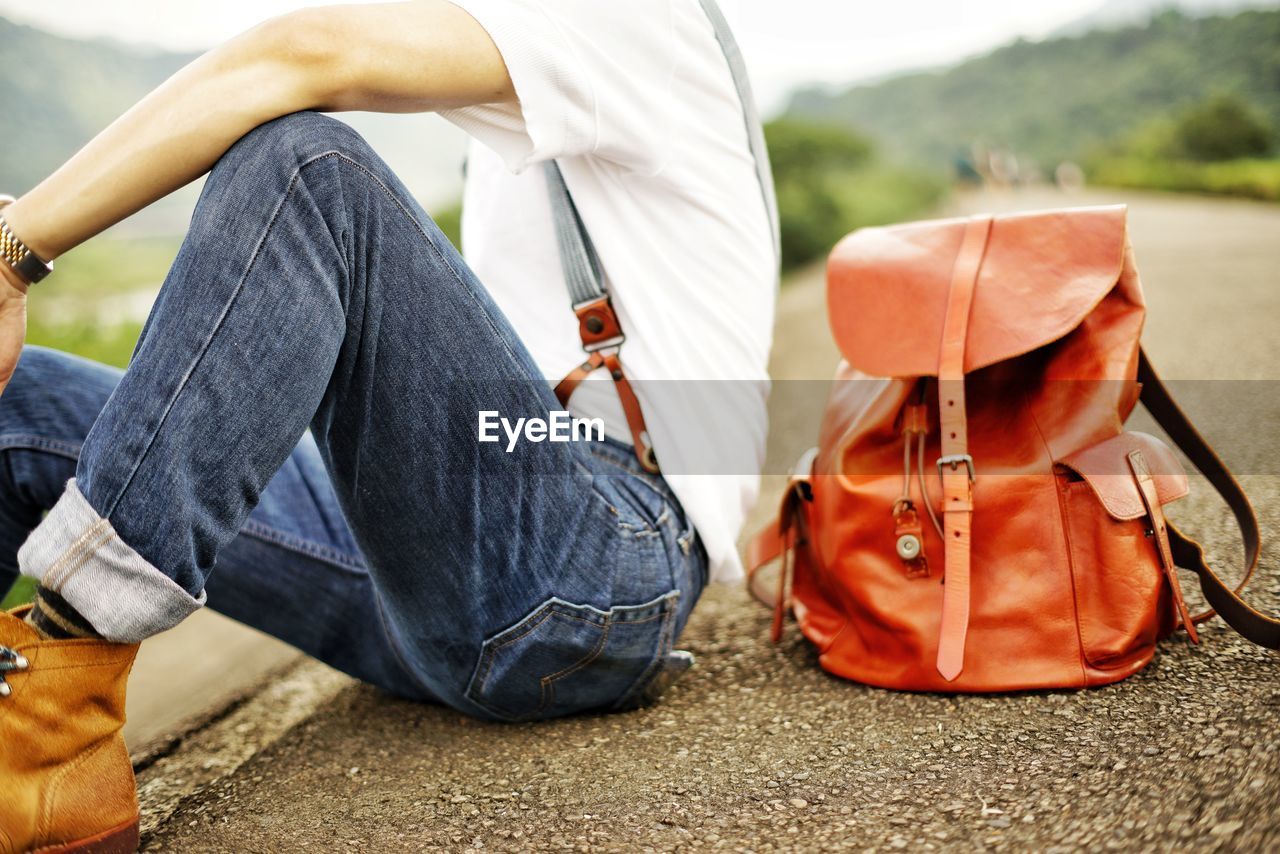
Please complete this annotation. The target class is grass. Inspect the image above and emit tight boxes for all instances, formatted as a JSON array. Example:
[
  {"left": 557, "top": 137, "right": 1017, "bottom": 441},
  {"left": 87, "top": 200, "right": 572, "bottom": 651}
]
[
  {"left": 830, "top": 166, "right": 949, "bottom": 232},
  {"left": 25, "top": 317, "right": 145, "bottom": 369},
  {"left": 19, "top": 234, "right": 174, "bottom": 369},
  {"left": 43, "top": 235, "right": 179, "bottom": 297},
  {"left": 1090, "top": 157, "right": 1280, "bottom": 202},
  {"left": 1, "top": 576, "right": 36, "bottom": 610}
]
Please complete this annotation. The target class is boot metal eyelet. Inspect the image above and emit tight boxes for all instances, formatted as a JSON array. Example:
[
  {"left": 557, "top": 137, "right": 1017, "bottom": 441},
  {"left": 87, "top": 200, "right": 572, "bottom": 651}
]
[{"left": 0, "top": 645, "right": 28, "bottom": 699}]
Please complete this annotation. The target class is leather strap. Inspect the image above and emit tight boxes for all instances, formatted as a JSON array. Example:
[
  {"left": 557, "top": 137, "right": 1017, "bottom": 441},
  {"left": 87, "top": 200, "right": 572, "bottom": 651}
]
[
  {"left": 601, "top": 351, "right": 659, "bottom": 473},
  {"left": 1138, "top": 349, "right": 1280, "bottom": 649},
  {"left": 1128, "top": 449, "right": 1199, "bottom": 642},
  {"left": 555, "top": 352, "right": 605, "bottom": 406},
  {"left": 746, "top": 475, "right": 813, "bottom": 642},
  {"left": 550, "top": 301, "right": 659, "bottom": 473},
  {"left": 553, "top": 351, "right": 658, "bottom": 472},
  {"left": 543, "top": 159, "right": 661, "bottom": 471},
  {"left": 934, "top": 216, "right": 993, "bottom": 681}
]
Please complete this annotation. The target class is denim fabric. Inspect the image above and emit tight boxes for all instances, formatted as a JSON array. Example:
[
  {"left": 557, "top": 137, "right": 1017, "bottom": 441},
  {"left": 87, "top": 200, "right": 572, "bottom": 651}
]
[{"left": 0, "top": 112, "right": 708, "bottom": 721}]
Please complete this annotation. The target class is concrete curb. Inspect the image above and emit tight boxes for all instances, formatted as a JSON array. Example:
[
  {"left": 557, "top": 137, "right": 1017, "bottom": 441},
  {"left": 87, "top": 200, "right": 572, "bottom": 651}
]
[{"left": 134, "top": 659, "right": 353, "bottom": 842}]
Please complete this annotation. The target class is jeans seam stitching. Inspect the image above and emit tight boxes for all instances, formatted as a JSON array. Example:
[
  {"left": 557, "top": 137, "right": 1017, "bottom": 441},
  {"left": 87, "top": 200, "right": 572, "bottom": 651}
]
[
  {"left": 537, "top": 606, "right": 670, "bottom": 696},
  {"left": 45, "top": 526, "right": 114, "bottom": 593},
  {"left": 469, "top": 595, "right": 676, "bottom": 720},
  {"left": 40, "top": 520, "right": 112, "bottom": 593},
  {"left": 320, "top": 152, "right": 543, "bottom": 407},
  {"left": 0, "top": 434, "right": 82, "bottom": 459},
  {"left": 538, "top": 615, "right": 615, "bottom": 713},
  {"left": 97, "top": 161, "right": 314, "bottom": 521},
  {"left": 473, "top": 605, "right": 562, "bottom": 696}
]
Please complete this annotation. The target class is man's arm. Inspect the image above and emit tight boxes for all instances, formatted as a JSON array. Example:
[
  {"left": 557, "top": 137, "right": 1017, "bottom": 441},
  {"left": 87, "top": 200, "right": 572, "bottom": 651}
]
[{"left": 2, "top": 1, "right": 513, "bottom": 263}]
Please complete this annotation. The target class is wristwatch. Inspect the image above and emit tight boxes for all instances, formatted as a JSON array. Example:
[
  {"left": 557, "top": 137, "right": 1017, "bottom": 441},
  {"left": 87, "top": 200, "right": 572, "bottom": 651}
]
[{"left": 0, "top": 194, "right": 53, "bottom": 285}]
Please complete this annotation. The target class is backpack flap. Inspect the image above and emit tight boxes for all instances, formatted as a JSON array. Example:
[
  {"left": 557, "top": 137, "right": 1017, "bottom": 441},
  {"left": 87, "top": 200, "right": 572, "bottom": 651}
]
[{"left": 826, "top": 206, "right": 1133, "bottom": 379}]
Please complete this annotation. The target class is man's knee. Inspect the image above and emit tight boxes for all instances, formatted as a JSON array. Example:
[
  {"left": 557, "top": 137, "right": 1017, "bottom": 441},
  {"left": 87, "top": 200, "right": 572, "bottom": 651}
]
[{"left": 214, "top": 111, "right": 374, "bottom": 184}]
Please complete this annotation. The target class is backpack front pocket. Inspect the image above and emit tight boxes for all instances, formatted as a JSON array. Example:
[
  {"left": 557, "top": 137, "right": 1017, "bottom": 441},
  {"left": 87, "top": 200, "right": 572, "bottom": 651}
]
[{"left": 1056, "top": 432, "right": 1189, "bottom": 671}]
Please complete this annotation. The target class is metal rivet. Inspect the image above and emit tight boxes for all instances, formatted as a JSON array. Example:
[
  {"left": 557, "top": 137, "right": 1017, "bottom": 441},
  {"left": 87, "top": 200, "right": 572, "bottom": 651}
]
[
  {"left": 585, "top": 316, "right": 605, "bottom": 334},
  {"left": 896, "top": 534, "right": 921, "bottom": 560}
]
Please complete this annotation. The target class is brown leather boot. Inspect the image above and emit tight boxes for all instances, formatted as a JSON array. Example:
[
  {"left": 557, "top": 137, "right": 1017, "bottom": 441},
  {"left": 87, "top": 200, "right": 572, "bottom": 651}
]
[{"left": 0, "top": 606, "right": 140, "bottom": 854}]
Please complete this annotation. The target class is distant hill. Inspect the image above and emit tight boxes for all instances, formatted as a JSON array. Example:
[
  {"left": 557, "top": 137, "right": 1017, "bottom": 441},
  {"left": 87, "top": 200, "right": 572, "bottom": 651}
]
[
  {"left": 1057, "top": 0, "right": 1279, "bottom": 36},
  {"left": 786, "top": 8, "right": 1280, "bottom": 171},
  {"left": 0, "top": 16, "right": 467, "bottom": 234},
  {"left": 0, "top": 16, "right": 193, "bottom": 195}
]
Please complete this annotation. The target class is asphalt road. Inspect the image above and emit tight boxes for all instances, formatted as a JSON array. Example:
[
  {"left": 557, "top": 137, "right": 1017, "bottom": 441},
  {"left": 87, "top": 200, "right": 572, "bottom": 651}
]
[{"left": 142, "top": 188, "right": 1280, "bottom": 851}]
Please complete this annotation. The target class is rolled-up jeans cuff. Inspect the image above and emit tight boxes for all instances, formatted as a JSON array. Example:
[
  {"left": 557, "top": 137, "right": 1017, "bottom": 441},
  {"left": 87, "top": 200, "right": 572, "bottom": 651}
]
[{"left": 16, "top": 478, "right": 205, "bottom": 643}]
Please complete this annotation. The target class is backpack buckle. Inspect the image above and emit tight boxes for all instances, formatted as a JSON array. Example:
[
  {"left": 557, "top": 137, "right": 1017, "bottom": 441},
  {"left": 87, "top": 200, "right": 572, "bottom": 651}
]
[{"left": 936, "top": 454, "right": 975, "bottom": 482}]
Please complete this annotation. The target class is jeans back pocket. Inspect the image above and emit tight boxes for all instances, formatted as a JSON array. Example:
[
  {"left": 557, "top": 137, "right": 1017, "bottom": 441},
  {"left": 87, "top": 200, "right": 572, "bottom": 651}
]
[{"left": 465, "top": 592, "right": 679, "bottom": 722}]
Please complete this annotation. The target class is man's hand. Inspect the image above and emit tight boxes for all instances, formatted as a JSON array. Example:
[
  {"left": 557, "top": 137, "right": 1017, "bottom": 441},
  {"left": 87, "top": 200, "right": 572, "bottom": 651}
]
[{"left": 0, "top": 263, "right": 28, "bottom": 398}]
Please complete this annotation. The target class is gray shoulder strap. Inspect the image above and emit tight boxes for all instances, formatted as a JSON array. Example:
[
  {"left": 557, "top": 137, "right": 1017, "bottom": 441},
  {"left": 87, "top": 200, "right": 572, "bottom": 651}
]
[
  {"left": 693, "top": 0, "right": 779, "bottom": 256},
  {"left": 544, "top": 0, "right": 779, "bottom": 306}
]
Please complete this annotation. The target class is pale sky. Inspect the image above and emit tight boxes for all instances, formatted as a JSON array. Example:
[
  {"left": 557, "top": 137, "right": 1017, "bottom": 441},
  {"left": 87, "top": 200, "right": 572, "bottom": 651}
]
[{"left": 0, "top": 0, "right": 1104, "bottom": 112}]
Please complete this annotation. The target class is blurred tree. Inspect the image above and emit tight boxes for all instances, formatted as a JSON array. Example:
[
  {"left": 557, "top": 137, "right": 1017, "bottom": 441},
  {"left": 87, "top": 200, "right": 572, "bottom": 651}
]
[
  {"left": 786, "top": 9, "right": 1280, "bottom": 173},
  {"left": 765, "top": 117, "right": 946, "bottom": 272},
  {"left": 765, "top": 118, "right": 873, "bottom": 271},
  {"left": 765, "top": 117, "right": 874, "bottom": 178},
  {"left": 1172, "top": 94, "right": 1274, "bottom": 161}
]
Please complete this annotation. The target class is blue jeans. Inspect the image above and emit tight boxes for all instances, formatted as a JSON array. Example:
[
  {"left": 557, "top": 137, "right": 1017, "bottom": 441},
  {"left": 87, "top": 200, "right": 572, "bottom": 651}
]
[{"left": 0, "top": 112, "right": 707, "bottom": 721}]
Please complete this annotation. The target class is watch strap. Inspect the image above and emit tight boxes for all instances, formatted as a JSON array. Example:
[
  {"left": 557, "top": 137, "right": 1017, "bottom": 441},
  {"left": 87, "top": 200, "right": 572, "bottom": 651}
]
[{"left": 0, "top": 195, "right": 53, "bottom": 285}]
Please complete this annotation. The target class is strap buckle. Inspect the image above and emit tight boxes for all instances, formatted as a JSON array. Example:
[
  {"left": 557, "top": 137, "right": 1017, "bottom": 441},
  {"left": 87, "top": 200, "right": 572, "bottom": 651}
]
[
  {"left": 936, "top": 454, "right": 975, "bottom": 482},
  {"left": 583, "top": 338, "right": 625, "bottom": 354},
  {"left": 572, "top": 296, "right": 626, "bottom": 353}
]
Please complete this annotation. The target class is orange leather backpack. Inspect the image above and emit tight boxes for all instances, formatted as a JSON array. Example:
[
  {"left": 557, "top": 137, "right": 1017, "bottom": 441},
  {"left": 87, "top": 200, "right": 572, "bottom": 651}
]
[{"left": 749, "top": 206, "right": 1279, "bottom": 691}]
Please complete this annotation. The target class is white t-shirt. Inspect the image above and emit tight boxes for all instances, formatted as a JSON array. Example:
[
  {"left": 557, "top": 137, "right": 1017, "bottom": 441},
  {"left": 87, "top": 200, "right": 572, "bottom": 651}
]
[{"left": 439, "top": 0, "right": 777, "bottom": 583}]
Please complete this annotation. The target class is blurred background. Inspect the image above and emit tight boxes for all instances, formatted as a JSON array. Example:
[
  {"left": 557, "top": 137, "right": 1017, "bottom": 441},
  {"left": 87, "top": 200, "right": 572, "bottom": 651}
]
[
  {"left": 1, "top": 0, "right": 1278, "bottom": 613},
  {"left": 2, "top": 0, "right": 1279, "bottom": 748}
]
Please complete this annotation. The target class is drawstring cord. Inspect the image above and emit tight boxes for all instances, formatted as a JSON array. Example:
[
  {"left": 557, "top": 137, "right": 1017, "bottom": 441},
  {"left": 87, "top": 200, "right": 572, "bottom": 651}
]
[
  {"left": 893, "top": 391, "right": 935, "bottom": 577},
  {"left": 916, "top": 430, "right": 945, "bottom": 539},
  {"left": 896, "top": 385, "right": 945, "bottom": 541}
]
